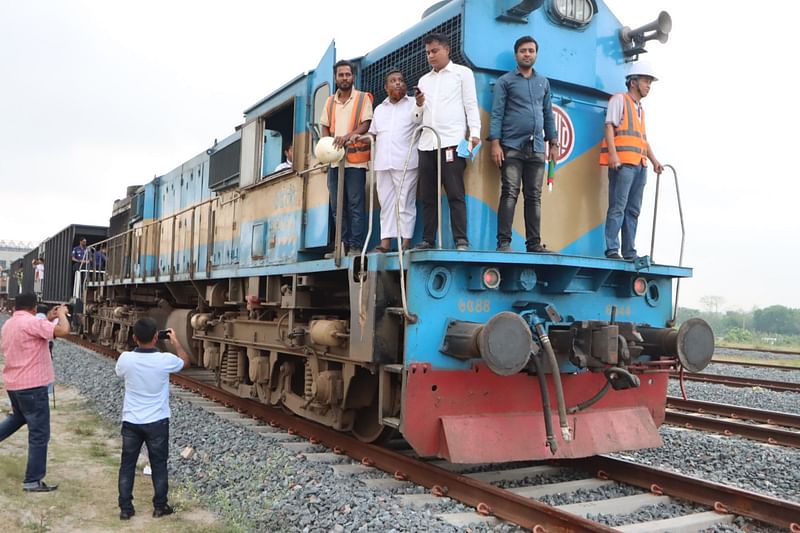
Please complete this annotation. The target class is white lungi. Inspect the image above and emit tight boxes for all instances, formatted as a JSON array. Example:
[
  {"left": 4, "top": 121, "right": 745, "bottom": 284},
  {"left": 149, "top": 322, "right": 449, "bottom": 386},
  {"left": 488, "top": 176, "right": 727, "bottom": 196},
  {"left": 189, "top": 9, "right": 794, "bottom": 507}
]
[{"left": 377, "top": 168, "right": 418, "bottom": 240}]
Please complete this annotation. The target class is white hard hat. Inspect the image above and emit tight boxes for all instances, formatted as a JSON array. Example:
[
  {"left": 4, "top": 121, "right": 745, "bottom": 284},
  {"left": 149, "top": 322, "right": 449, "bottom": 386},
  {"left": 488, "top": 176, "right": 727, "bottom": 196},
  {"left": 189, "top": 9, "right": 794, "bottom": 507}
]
[
  {"left": 626, "top": 61, "right": 658, "bottom": 81},
  {"left": 314, "top": 136, "right": 345, "bottom": 164}
]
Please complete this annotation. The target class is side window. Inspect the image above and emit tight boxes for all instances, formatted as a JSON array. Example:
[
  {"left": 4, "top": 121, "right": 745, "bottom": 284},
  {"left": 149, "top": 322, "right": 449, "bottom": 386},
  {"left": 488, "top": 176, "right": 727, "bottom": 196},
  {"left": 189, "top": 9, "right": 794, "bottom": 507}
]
[{"left": 310, "top": 83, "right": 330, "bottom": 145}]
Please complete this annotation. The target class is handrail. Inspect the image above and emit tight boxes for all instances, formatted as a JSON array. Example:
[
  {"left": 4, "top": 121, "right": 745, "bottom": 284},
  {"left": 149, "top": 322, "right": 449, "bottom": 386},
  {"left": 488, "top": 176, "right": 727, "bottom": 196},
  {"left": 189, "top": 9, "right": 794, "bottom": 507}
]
[
  {"left": 649, "top": 164, "right": 684, "bottom": 324},
  {"left": 333, "top": 158, "right": 346, "bottom": 266}
]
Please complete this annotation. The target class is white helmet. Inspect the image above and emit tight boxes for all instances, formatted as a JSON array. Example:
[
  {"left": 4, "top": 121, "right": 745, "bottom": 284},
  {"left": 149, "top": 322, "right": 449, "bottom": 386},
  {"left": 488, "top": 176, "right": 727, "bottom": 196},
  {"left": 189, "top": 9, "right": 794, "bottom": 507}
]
[
  {"left": 626, "top": 61, "right": 658, "bottom": 81},
  {"left": 314, "top": 136, "right": 345, "bottom": 164}
]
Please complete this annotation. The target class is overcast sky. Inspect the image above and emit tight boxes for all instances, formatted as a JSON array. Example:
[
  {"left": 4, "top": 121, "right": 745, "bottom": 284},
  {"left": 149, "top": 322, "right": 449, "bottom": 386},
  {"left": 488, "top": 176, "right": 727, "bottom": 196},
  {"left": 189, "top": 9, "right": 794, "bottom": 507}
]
[{"left": 1, "top": 1, "right": 797, "bottom": 312}]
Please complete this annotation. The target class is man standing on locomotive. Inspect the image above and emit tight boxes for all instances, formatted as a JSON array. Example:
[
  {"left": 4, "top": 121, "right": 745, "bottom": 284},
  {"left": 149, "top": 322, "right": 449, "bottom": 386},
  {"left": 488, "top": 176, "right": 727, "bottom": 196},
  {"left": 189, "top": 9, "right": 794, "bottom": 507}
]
[
  {"left": 71, "top": 238, "right": 88, "bottom": 272},
  {"left": 0, "top": 292, "right": 70, "bottom": 492},
  {"left": 489, "top": 36, "right": 558, "bottom": 253},
  {"left": 369, "top": 68, "right": 419, "bottom": 253},
  {"left": 320, "top": 60, "right": 373, "bottom": 256},
  {"left": 412, "top": 32, "right": 481, "bottom": 251},
  {"left": 600, "top": 62, "right": 664, "bottom": 260},
  {"left": 115, "top": 318, "right": 190, "bottom": 520}
]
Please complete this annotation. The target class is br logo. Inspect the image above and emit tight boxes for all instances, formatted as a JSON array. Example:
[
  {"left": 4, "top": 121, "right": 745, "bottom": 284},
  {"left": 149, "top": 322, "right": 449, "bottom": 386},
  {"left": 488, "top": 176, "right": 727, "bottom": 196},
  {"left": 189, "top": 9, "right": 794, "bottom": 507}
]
[{"left": 552, "top": 105, "right": 574, "bottom": 164}]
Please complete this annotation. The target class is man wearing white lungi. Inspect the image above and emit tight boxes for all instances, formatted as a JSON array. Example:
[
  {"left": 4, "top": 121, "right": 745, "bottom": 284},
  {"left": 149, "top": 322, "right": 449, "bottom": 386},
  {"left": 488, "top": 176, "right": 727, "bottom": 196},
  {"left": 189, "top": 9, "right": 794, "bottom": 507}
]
[{"left": 369, "top": 69, "right": 419, "bottom": 252}]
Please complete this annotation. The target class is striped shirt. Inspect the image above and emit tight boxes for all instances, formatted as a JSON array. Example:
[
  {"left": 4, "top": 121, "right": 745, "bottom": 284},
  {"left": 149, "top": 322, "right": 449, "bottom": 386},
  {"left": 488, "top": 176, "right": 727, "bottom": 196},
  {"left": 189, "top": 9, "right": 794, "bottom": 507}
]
[{"left": 1, "top": 310, "right": 56, "bottom": 390}]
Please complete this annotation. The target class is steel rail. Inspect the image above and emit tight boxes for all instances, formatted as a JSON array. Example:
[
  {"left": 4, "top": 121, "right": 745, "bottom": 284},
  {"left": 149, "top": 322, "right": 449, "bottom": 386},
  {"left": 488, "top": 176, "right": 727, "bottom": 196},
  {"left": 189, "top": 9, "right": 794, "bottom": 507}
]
[
  {"left": 711, "top": 358, "right": 799, "bottom": 371},
  {"left": 572, "top": 456, "right": 800, "bottom": 530},
  {"left": 65, "top": 335, "right": 798, "bottom": 531},
  {"left": 169, "top": 372, "right": 615, "bottom": 533},
  {"left": 669, "top": 372, "right": 800, "bottom": 393},
  {"left": 666, "top": 397, "right": 800, "bottom": 429},
  {"left": 716, "top": 345, "right": 800, "bottom": 356},
  {"left": 665, "top": 410, "right": 800, "bottom": 448}
]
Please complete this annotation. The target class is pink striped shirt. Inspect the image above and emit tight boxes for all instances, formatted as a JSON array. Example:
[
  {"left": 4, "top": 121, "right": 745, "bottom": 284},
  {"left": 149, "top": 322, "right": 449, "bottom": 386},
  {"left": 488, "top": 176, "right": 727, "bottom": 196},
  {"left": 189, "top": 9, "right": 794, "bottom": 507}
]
[{"left": 1, "top": 310, "right": 56, "bottom": 390}]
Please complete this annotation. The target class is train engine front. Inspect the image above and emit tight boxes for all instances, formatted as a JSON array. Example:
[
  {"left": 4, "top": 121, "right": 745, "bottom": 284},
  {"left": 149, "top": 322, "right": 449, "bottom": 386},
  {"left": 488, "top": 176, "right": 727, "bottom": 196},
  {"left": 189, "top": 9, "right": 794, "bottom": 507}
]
[{"left": 398, "top": 251, "right": 713, "bottom": 462}]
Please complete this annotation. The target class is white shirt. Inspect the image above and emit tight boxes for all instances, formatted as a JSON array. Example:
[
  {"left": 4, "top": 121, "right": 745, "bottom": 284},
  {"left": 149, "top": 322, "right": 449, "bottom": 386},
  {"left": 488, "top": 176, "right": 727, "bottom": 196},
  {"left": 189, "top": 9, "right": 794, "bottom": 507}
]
[
  {"left": 412, "top": 61, "right": 481, "bottom": 151},
  {"left": 35, "top": 264, "right": 44, "bottom": 280},
  {"left": 369, "top": 96, "right": 419, "bottom": 171},
  {"left": 273, "top": 161, "right": 292, "bottom": 172},
  {"left": 115, "top": 349, "right": 185, "bottom": 424}
]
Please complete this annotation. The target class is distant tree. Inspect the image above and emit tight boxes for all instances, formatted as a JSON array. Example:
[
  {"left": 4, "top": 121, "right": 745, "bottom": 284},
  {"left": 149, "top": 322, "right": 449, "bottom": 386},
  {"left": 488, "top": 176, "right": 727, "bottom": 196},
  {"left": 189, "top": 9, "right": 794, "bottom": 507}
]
[
  {"left": 724, "top": 327, "right": 755, "bottom": 344},
  {"left": 675, "top": 307, "right": 701, "bottom": 324},
  {"left": 699, "top": 295, "right": 724, "bottom": 314},
  {"left": 752, "top": 305, "right": 800, "bottom": 335},
  {"left": 676, "top": 306, "right": 723, "bottom": 334},
  {"left": 723, "top": 309, "right": 753, "bottom": 331}
]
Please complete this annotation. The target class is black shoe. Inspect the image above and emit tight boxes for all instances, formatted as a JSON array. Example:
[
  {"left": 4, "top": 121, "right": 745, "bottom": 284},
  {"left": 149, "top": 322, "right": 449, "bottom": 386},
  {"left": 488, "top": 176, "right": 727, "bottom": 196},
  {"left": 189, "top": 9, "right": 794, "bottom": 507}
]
[
  {"left": 605, "top": 251, "right": 623, "bottom": 259},
  {"left": 496, "top": 243, "right": 512, "bottom": 252},
  {"left": 623, "top": 254, "right": 638, "bottom": 261},
  {"left": 455, "top": 239, "right": 470, "bottom": 251},
  {"left": 153, "top": 504, "right": 174, "bottom": 518},
  {"left": 22, "top": 480, "right": 58, "bottom": 492},
  {"left": 527, "top": 244, "right": 551, "bottom": 253},
  {"left": 414, "top": 241, "right": 435, "bottom": 250},
  {"left": 120, "top": 509, "right": 135, "bottom": 520}
]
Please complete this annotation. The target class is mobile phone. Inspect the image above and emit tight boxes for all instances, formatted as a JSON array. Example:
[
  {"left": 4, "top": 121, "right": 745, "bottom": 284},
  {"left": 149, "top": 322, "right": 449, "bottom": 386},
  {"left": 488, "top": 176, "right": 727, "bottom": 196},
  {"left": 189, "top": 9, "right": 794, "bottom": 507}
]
[{"left": 157, "top": 329, "right": 170, "bottom": 341}]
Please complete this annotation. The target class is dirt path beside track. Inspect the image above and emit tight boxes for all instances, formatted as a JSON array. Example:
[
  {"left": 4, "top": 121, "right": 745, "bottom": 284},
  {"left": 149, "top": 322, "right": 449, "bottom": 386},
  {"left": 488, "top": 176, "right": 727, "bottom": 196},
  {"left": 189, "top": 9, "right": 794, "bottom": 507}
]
[{"left": 0, "top": 352, "right": 226, "bottom": 533}]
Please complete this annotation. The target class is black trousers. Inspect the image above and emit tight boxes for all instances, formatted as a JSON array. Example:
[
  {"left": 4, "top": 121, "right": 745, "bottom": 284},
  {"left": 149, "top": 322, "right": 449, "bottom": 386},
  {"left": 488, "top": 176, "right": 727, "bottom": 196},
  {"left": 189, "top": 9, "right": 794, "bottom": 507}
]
[
  {"left": 118, "top": 418, "right": 170, "bottom": 512},
  {"left": 417, "top": 148, "right": 467, "bottom": 244}
]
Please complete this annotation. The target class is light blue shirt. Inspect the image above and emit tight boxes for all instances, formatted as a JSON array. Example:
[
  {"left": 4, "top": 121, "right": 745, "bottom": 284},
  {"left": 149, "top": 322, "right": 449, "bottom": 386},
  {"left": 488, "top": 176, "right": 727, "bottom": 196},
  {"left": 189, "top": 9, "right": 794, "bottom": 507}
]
[{"left": 115, "top": 348, "right": 184, "bottom": 424}]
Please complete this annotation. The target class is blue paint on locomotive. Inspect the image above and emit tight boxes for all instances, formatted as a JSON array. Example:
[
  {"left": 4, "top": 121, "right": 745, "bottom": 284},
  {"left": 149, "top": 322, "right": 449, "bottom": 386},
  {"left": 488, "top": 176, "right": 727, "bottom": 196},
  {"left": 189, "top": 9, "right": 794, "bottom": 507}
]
[{"left": 402, "top": 252, "right": 684, "bottom": 371}]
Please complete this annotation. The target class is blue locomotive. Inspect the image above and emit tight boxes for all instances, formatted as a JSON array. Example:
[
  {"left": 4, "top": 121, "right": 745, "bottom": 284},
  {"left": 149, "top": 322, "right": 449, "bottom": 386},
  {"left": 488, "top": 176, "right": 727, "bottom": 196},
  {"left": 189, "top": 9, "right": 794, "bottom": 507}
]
[{"left": 82, "top": 0, "right": 713, "bottom": 462}]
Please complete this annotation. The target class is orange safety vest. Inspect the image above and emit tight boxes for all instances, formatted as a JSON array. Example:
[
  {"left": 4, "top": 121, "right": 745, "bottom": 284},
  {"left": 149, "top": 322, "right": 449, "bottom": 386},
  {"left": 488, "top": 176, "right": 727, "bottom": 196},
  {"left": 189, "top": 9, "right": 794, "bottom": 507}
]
[
  {"left": 599, "top": 93, "right": 648, "bottom": 167},
  {"left": 326, "top": 90, "right": 372, "bottom": 164}
]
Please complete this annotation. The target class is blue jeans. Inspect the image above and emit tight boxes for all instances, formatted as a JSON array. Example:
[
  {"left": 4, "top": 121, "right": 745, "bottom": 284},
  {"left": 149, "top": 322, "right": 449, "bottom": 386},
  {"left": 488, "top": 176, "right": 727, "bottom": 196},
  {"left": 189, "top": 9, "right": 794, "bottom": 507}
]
[
  {"left": 605, "top": 164, "right": 647, "bottom": 258},
  {"left": 0, "top": 386, "right": 50, "bottom": 483},
  {"left": 327, "top": 167, "right": 366, "bottom": 250},
  {"left": 118, "top": 418, "right": 170, "bottom": 512}
]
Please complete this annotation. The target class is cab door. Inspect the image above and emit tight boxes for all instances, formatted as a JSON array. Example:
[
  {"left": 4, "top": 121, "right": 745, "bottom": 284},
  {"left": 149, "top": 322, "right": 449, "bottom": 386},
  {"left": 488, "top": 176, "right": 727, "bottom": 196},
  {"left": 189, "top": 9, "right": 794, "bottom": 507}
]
[{"left": 302, "top": 41, "right": 336, "bottom": 250}]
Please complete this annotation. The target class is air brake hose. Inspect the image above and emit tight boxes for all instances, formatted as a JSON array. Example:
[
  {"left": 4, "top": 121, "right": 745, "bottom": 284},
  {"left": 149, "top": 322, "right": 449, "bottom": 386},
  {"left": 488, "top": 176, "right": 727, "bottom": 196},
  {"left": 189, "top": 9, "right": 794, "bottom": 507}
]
[
  {"left": 567, "top": 381, "right": 612, "bottom": 414},
  {"left": 528, "top": 356, "right": 557, "bottom": 454},
  {"left": 534, "top": 323, "right": 572, "bottom": 442}
]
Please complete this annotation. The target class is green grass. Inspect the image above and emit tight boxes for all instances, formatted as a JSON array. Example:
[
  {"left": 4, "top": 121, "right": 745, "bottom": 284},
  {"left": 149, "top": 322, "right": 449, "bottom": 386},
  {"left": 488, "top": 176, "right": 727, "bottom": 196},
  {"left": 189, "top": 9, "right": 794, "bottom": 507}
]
[{"left": 717, "top": 341, "right": 800, "bottom": 353}]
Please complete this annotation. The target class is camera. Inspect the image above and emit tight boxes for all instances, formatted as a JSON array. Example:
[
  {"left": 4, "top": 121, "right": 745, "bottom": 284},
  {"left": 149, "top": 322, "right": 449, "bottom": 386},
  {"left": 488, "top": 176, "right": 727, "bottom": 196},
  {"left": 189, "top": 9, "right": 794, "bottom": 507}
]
[{"left": 157, "top": 329, "right": 170, "bottom": 341}]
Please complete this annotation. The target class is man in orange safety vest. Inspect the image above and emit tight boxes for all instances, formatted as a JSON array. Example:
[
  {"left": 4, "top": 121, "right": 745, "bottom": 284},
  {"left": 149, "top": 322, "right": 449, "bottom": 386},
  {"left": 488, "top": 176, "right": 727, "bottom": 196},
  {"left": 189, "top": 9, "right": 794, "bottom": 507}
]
[{"left": 599, "top": 61, "right": 664, "bottom": 260}]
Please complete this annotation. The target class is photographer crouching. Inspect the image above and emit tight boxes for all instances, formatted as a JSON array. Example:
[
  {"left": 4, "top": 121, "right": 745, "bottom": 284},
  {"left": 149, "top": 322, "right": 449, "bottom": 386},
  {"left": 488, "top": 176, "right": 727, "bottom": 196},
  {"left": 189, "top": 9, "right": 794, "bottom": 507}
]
[
  {"left": 114, "top": 318, "right": 189, "bottom": 520},
  {"left": 0, "top": 292, "right": 70, "bottom": 492}
]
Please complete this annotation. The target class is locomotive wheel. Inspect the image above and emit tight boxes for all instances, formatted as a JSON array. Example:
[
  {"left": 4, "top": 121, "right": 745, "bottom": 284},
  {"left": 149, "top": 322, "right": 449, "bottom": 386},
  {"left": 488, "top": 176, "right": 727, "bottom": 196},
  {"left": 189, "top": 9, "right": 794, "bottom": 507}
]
[{"left": 351, "top": 404, "right": 395, "bottom": 443}]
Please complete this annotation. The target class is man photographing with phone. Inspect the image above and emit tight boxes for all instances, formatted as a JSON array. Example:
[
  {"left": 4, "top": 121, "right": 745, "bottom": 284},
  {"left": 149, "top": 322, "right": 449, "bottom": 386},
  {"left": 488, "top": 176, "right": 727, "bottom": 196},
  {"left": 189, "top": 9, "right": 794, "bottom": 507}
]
[
  {"left": 115, "top": 318, "right": 190, "bottom": 520},
  {"left": 0, "top": 293, "right": 69, "bottom": 492}
]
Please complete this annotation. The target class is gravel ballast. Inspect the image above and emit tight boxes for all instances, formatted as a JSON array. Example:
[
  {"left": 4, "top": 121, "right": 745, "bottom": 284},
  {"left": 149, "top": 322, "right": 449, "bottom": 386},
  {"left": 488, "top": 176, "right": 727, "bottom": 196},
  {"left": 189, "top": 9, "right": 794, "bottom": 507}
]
[{"left": 3, "top": 312, "right": 794, "bottom": 533}]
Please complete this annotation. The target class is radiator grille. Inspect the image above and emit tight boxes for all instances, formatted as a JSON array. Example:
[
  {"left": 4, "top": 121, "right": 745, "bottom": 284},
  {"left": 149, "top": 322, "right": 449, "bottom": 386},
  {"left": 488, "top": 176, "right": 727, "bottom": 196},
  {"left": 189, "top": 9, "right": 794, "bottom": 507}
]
[
  {"left": 361, "top": 15, "right": 464, "bottom": 102},
  {"left": 209, "top": 140, "right": 241, "bottom": 191}
]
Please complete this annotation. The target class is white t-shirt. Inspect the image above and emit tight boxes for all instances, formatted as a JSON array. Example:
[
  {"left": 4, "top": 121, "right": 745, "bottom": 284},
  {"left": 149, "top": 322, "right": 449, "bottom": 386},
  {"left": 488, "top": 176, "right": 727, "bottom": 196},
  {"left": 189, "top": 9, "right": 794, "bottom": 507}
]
[
  {"left": 35, "top": 263, "right": 44, "bottom": 280},
  {"left": 115, "top": 348, "right": 185, "bottom": 424}
]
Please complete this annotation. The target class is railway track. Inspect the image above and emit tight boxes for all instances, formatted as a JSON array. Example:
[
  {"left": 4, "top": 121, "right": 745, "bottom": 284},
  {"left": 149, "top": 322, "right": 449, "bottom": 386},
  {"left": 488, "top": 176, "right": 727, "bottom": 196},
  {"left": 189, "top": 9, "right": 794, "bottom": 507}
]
[
  {"left": 67, "top": 335, "right": 800, "bottom": 531},
  {"left": 716, "top": 345, "right": 800, "bottom": 357},
  {"left": 665, "top": 396, "right": 800, "bottom": 448},
  {"left": 669, "top": 371, "right": 800, "bottom": 393},
  {"left": 711, "top": 358, "right": 799, "bottom": 371}
]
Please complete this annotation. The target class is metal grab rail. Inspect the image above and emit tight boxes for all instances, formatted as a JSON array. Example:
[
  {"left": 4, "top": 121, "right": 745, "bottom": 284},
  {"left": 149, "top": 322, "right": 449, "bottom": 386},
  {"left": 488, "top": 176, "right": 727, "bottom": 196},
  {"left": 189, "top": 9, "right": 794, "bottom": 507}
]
[
  {"left": 649, "top": 164, "right": 684, "bottom": 323},
  {"left": 392, "top": 126, "right": 441, "bottom": 323},
  {"left": 384, "top": 125, "right": 440, "bottom": 323}
]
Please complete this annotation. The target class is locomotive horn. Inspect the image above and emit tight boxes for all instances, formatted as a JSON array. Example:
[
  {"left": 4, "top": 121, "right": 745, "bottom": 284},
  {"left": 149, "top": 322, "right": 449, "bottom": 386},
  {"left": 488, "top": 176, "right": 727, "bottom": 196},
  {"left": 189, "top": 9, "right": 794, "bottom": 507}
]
[{"left": 620, "top": 11, "right": 672, "bottom": 57}]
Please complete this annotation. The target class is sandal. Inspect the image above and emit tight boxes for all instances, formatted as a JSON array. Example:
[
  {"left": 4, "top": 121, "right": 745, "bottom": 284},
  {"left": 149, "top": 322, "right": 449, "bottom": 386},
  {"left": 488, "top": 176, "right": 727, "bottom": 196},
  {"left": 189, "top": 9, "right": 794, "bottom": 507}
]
[{"left": 372, "top": 245, "right": 391, "bottom": 253}]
